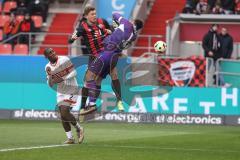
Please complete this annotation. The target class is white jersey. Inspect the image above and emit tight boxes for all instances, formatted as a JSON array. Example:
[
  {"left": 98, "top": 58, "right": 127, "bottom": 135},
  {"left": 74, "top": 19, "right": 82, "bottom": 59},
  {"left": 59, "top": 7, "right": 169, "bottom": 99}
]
[{"left": 45, "top": 56, "right": 79, "bottom": 106}]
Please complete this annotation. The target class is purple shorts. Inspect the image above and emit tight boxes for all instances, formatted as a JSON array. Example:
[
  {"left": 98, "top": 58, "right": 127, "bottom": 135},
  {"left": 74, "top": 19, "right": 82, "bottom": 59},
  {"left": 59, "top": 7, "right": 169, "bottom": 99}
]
[{"left": 88, "top": 52, "right": 119, "bottom": 78}]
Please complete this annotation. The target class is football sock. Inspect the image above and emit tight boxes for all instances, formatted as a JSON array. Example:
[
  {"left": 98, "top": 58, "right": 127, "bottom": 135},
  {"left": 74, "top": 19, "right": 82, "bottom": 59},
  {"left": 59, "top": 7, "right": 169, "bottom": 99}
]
[
  {"left": 59, "top": 106, "right": 71, "bottom": 132},
  {"left": 80, "top": 87, "right": 88, "bottom": 109},
  {"left": 75, "top": 122, "right": 81, "bottom": 130},
  {"left": 60, "top": 105, "right": 79, "bottom": 131},
  {"left": 96, "top": 85, "right": 101, "bottom": 99},
  {"left": 112, "top": 79, "right": 122, "bottom": 101},
  {"left": 86, "top": 80, "right": 98, "bottom": 105},
  {"left": 89, "top": 85, "right": 101, "bottom": 106},
  {"left": 62, "top": 120, "right": 71, "bottom": 132},
  {"left": 66, "top": 131, "right": 73, "bottom": 139},
  {"left": 67, "top": 112, "right": 78, "bottom": 126}
]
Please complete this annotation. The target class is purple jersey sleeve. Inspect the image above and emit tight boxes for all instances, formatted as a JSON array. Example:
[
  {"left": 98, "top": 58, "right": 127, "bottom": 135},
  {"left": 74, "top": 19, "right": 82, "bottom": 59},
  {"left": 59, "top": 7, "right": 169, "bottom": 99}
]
[
  {"left": 112, "top": 12, "right": 130, "bottom": 26},
  {"left": 103, "top": 13, "right": 137, "bottom": 52}
]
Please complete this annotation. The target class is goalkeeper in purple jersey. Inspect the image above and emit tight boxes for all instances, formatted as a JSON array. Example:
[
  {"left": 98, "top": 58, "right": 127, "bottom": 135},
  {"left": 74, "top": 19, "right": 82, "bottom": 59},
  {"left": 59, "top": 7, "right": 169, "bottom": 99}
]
[{"left": 80, "top": 13, "right": 143, "bottom": 115}]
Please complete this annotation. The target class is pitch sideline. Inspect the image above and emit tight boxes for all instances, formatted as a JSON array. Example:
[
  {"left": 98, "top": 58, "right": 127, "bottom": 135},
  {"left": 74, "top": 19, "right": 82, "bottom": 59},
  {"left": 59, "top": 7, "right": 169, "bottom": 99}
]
[
  {"left": 0, "top": 143, "right": 239, "bottom": 154},
  {"left": 0, "top": 144, "right": 69, "bottom": 152}
]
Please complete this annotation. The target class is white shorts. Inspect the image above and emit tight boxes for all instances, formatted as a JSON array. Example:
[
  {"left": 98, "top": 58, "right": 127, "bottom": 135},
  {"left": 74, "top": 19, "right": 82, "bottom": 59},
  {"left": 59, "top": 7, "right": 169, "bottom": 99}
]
[{"left": 57, "top": 93, "right": 78, "bottom": 107}]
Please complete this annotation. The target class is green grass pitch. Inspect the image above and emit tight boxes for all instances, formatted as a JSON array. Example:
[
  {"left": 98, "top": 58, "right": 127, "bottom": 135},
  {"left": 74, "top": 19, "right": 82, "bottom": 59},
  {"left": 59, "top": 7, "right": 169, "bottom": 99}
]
[{"left": 0, "top": 120, "right": 240, "bottom": 160}]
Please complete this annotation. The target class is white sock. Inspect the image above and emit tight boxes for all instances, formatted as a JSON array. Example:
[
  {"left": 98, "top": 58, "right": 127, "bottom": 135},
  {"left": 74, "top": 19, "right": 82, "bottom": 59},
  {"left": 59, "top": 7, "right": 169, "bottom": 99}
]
[
  {"left": 89, "top": 102, "right": 96, "bottom": 106},
  {"left": 75, "top": 122, "right": 81, "bottom": 130},
  {"left": 66, "top": 131, "right": 73, "bottom": 139}
]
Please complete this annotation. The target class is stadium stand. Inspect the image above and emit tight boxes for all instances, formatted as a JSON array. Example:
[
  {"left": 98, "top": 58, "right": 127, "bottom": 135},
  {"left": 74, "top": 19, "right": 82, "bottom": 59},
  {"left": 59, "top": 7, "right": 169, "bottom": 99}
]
[
  {"left": 13, "top": 44, "right": 28, "bottom": 55},
  {"left": 0, "top": 15, "right": 10, "bottom": 28},
  {"left": 132, "top": 0, "right": 185, "bottom": 56},
  {"left": 0, "top": 0, "right": 84, "bottom": 56},
  {"left": 31, "top": 15, "right": 43, "bottom": 29},
  {"left": 182, "top": 0, "right": 237, "bottom": 14},
  {"left": 38, "top": 13, "right": 78, "bottom": 55},
  {"left": 16, "top": 15, "right": 24, "bottom": 22},
  {"left": 3, "top": 0, "right": 17, "bottom": 13},
  {"left": 0, "top": 43, "right": 12, "bottom": 54}
]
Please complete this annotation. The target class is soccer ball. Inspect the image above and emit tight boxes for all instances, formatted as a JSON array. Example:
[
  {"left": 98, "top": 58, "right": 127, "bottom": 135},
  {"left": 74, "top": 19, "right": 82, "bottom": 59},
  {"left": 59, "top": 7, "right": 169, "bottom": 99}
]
[{"left": 154, "top": 41, "right": 167, "bottom": 53}]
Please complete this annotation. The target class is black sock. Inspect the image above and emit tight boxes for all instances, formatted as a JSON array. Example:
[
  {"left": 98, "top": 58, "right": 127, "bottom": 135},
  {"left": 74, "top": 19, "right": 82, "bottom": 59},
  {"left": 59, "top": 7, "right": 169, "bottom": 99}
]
[
  {"left": 112, "top": 79, "right": 121, "bottom": 101},
  {"left": 96, "top": 85, "right": 101, "bottom": 99},
  {"left": 59, "top": 107, "right": 71, "bottom": 132},
  {"left": 87, "top": 85, "right": 101, "bottom": 106},
  {"left": 61, "top": 121, "right": 71, "bottom": 132},
  {"left": 81, "top": 87, "right": 88, "bottom": 109}
]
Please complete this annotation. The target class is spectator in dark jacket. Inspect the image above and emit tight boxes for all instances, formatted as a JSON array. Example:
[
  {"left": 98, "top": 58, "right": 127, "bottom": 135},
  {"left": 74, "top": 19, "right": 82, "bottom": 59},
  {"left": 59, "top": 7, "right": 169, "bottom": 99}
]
[
  {"left": 14, "top": 0, "right": 29, "bottom": 15},
  {"left": 208, "top": 0, "right": 217, "bottom": 10},
  {"left": 202, "top": 24, "right": 222, "bottom": 61},
  {"left": 182, "top": 3, "right": 195, "bottom": 13},
  {"left": 18, "top": 13, "right": 36, "bottom": 44},
  {"left": 218, "top": 27, "right": 233, "bottom": 86},
  {"left": 28, "top": 0, "right": 49, "bottom": 25},
  {"left": 203, "top": 24, "right": 222, "bottom": 85},
  {"left": 221, "top": 0, "right": 235, "bottom": 14},
  {"left": 183, "top": 0, "right": 199, "bottom": 13},
  {"left": 219, "top": 27, "right": 233, "bottom": 58}
]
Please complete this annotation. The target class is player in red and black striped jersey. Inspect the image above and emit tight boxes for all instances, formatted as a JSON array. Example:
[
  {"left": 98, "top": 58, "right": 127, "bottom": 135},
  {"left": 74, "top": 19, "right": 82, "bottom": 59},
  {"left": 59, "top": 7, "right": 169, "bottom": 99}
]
[{"left": 68, "top": 6, "right": 124, "bottom": 114}]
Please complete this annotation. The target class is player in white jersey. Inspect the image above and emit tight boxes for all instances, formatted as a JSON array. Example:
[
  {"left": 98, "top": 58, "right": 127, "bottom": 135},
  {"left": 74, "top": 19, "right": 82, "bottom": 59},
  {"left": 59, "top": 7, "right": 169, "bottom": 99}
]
[{"left": 44, "top": 48, "right": 84, "bottom": 144}]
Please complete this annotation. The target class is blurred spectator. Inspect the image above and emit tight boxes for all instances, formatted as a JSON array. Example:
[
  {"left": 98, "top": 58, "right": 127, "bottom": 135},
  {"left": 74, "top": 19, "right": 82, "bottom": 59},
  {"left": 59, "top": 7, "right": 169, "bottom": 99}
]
[
  {"left": 18, "top": 13, "right": 36, "bottom": 44},
  {"left": 212, "top": 0, "right": 224, "bottom": 14},
  {"left": 202, "top": 24, "right": 222, "bottom": 62},
  {"left": 218, "top": 28, "right": 233, "bottom": 86},
  {"left": 186, "top": 0, "right": 198, "bottom": 9},
  {"left": 208, "top": 0, "right": 217, "bottom": 10},
  {"left": 16, "top": 0, "right": 30, "bottom": 6},
  {"left": 235, "top": 0, "right": 240, "bottom": 14},
  {"left": 183, "top": 0, "right": 198, "bottom": 13},
  {"left": 196, "top": 0, "right": 208, "bottom": 14},
  {"left": 14, "top": 0, "right": 29, "bottom": 15},
  {"left": 202, "top": 24, "right": 222, "bottom": 85},
  {"left": 220, "top": 0, "right": 235, "bottom": 14},
  {"left": 28, "top": 0, "right": 49, "bottom": 26},
  {"left": 192, "top": 0, "right": 200, "bottom": 7},
  {"left": 219, "top": 27, "right": 233, "bottom": 59},
  {"left": 182, "top": 3, "right": 195, "bottom": 13},
  {"left": 3, "top": 12, "right": 20, "bottom": 44}
]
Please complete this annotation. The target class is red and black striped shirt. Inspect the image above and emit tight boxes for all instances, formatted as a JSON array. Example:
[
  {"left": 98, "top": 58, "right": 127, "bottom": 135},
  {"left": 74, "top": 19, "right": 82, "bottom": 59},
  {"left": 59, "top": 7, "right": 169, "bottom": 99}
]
[{"left": 77, "top": 18, "right": 110, "bottom": 55}]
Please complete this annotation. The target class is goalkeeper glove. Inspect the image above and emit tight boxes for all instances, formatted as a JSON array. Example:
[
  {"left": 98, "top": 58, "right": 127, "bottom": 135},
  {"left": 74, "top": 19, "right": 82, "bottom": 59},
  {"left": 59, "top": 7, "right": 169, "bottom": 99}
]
[{"left": 112, "top": 20, "right": 119, "bottom": 29}]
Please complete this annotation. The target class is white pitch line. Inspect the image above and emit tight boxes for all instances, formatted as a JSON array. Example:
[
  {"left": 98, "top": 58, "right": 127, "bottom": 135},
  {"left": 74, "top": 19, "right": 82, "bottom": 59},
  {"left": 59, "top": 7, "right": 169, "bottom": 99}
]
[
  {"left": 86, "top": 144, "right": 240, "bottom": 153},
  {"left": 0, "top": 144, "right": 70, "bottom": 152},
  {"left": 1, "top": 143, "right": 239, "bottom": 154}
]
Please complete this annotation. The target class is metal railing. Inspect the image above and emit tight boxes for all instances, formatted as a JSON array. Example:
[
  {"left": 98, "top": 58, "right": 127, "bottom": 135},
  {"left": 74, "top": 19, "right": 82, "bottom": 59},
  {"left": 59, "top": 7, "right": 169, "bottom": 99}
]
[
  {"left": 0, "top": 32, "right": 163, "bottom": 56},
  {"left": 215, "top": 58, "right": 240, "bottom": 87},
  {"left": 1, "top": 32, "right": 73, "bottom": 55}
]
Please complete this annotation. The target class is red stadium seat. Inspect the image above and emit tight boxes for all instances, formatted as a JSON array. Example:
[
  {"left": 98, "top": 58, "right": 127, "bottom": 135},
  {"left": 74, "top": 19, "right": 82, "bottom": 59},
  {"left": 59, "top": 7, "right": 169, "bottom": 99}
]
[
  {"left": 3, "top": 1, "right": 17, "bottom": 13},
  {"left": 0, "top": 29, "right": 3, "bottom": 41},
  {"left": 0, "top": 44, "right": 12, "bottom": 54},
  {"left": 16, "top": 15, "right": 24, "bottom": 22},
  {"left": 0, "top": 15, "right": 10, "bottom": 28},
  {"left": 13, "top": 44, "right": 28, "bottom": 55},
  {"left": 31, "top": 15, "right": 43, "bottom": 28}
]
